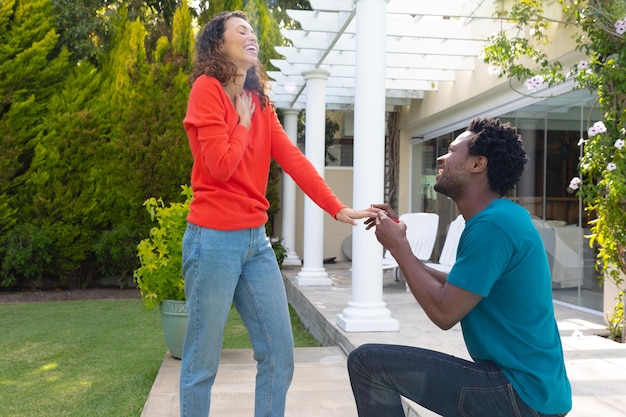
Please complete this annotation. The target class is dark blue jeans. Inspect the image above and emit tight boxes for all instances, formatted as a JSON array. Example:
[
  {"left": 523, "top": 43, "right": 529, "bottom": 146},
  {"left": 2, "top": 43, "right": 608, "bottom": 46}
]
[{"left": 347, "top": 344, "right": 568, "bottom": 417}]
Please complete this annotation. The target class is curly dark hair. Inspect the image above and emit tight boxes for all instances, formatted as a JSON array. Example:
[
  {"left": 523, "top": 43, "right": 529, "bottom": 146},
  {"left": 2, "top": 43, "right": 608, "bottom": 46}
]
[
  {"left": 189, "top": 11, "right": 270, "bottom": 109},
  {"left": 466, "top": 117, "right": 528, "bottom": 196}
]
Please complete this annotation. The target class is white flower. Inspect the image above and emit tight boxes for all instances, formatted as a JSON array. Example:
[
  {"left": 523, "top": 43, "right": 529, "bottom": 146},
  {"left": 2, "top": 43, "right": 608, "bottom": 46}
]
[
  {"left": 524, "top": 75, "right": 544, "bottom": 92},
  {"left": 577, "top": 137, "right": 586, "bottom": 146},
  {"left": 614, "top": 139, "right": 625, "bottom": 149},
  {"left": 488, "top": 66, "right": 502, "bottom": 75},
  {"left": 607, "top": 163, "right": 617, "bottom": 171},
  {"left": 615, "top": 19, "right": 626, "bottom": 35},
  {"left": 569, "top": 177, "right": 581, "bottom": 190},
  {"left": 588, "top": 121, "right": 607, "bottom": 137},
  {"left": 578, "top": 60, "right": 588, "bottom": 70}
]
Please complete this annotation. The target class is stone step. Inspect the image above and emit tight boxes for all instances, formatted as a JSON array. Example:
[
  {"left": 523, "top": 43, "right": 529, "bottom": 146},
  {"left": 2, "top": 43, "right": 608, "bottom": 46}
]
[{"left": 141, "top": 346, "right": 358, "bottom": 417}]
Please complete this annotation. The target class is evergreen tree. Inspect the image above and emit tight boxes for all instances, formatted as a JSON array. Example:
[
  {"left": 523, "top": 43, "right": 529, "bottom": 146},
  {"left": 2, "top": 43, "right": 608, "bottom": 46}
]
[
  {"left": 90, "top": 3, "right": 193, "bottom": 282},
  {"left": 0, "top": 0, "right": 70, "bottom": 285},
  {"left": 18, "top": 62, "right": 112, "bottom": 285},
  {"left": 100, "top": 4, "right": 193, "bottom": 204},
  {"left": 0, "top": 0, "right": 299, "bottom": 287},
  {"left": 0, "top": 0, "right": 70, "bottom": 203},
  {"left": 11, "top": 3, "right": 192, "bottom": 285}
]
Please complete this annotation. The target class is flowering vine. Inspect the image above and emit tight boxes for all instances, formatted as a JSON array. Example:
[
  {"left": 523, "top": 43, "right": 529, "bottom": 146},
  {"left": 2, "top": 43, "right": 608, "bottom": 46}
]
[
  {"left": 482, "top": 0, "right": 626, "bottom": 341},
  {"left": 578, "top": 119, "right": 626, "bottom": 277}
]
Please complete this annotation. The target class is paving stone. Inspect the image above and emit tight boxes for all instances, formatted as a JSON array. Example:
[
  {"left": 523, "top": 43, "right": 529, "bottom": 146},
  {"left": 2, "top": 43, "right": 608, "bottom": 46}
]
[{"left": 142, "top": 262, "right": 626, "bottom": 417}]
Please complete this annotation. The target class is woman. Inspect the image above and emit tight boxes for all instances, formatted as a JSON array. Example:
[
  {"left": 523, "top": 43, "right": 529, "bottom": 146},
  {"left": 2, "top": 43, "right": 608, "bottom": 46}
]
[{"left": 180, "top": 11, "right": 371, "bottom": 417}]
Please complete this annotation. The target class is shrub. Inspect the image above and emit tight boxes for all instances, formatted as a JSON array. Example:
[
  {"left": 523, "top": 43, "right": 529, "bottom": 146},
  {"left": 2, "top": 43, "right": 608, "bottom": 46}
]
[
  {"left": 134, "top": 186, "right": 192, "bottom": 311},
  {"left": 0, "top": 224, "right": 53, "bottom": 289},
  {"left": 93, "top": 224, "right": 141, "bottom": 287}
]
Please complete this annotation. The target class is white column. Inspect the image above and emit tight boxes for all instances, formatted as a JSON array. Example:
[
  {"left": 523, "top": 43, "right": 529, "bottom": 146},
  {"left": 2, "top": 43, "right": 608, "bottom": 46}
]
[
  {"left": 337, "top": 0, "right": 399, "bottom": 331},
  {"left": 280, "top": 108, "right": 302, "bottom": 266},
  {"left": 295, "top": 68, "right": 332, "bottom": 286}
]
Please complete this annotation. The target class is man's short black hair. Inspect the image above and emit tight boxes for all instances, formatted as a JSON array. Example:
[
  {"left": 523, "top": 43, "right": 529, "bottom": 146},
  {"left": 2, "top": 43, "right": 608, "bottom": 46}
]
[{"left": 466, "top": 117, "right": 528, "bottom": 196}]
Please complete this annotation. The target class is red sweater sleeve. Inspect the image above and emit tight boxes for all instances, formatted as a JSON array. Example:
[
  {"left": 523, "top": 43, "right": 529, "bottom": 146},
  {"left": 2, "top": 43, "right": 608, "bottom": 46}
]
[
  {"left": 183, "top": 75, "right": 345, "bottom": 230},
  {"left": 268, "top": 109, "right": 346, "bottom": 218}
]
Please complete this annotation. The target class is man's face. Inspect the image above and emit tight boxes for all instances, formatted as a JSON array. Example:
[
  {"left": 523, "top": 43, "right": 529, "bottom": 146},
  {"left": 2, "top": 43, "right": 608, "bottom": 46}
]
[{"left": 433, "top": 131, "right": 477, "bottom": 199}]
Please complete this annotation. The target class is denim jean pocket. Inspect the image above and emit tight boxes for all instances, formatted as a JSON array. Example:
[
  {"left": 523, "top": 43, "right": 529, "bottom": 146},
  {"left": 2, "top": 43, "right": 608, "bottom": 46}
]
[
  {"left": 182, "top": 223, "right": 199, "bottom": 260},
  {"left": 458, "top": 383, "right": 527, "bottom": 417}
]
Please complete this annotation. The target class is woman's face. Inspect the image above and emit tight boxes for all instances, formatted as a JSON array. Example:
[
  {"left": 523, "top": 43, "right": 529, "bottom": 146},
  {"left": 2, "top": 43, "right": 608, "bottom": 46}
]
[{"left": 221, "top": 17, "right": 259, "bottom": 74}]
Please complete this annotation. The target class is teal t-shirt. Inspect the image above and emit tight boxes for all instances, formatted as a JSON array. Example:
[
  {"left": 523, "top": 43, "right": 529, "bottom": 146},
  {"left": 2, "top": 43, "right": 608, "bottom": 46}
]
[{"left": 447, "top": 199, "right": 572, "bottom": 414}]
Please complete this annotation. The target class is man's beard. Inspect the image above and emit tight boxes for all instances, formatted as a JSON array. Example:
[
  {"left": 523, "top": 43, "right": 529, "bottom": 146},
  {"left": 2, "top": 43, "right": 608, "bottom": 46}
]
[{"left": 434, "top": 177, "right": 461, "bottom": 200}]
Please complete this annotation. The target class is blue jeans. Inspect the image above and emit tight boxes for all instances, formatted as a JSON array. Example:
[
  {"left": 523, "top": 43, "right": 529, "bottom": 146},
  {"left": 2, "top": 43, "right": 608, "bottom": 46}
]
[
  {"left": 179, "top": 223, "right": 294, "bottom": 417},
  {"left": 348, "top": 344, "right": 567, "bottom": 417}
]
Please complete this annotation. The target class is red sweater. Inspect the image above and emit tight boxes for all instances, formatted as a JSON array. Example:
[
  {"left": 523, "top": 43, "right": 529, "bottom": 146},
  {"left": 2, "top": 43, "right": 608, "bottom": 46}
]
[{"left": 184, "top": 75, "right": 346, "bottom": 230}]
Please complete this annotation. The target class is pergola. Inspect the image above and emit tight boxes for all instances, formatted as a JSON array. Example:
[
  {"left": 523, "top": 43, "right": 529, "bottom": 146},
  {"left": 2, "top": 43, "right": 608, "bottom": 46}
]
[
  {"left": 269, "top": 0, "right": 514, "bottom": 110},
  {"left": 269, "top": 0, "right": 515, "bottom": 332}
]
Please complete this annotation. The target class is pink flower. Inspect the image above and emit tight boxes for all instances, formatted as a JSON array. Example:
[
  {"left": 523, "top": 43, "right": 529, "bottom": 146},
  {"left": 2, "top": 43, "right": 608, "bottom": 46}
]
[
  {"left": 607, "top": 163, "right": 617, "bottom": 171},
  {"left": 569, "top": 177, "right": 581, "bottom": 190},
  {"left": 614, "top": 139, "right": 625, "bottom": 149}
]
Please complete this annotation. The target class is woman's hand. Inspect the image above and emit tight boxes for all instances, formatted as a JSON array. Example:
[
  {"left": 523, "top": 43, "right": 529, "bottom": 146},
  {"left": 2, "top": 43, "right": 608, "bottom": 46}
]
[
  {"left": 234, "top": 91, "right": 255, "bottom": 129},
  {"left": 335, "top": 208, "right": 377, "bottom": 226}
]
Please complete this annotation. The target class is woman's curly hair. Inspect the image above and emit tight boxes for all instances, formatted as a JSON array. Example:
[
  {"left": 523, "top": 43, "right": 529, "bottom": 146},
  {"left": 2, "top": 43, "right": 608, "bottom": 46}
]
[
  {"left": 189, "top": 11, "right": 269, "bottom": 109},
  {"left": 466, "top": 117, "right": 528, "bottom": 196}
]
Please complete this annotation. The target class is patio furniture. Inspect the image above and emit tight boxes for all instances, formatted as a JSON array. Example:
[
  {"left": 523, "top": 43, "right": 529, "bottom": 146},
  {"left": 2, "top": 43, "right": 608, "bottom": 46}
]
[
  {"left": 382, "top": 212, "right": 439, "bottom": 280},
  {"left": 424, "top": 214, "right": 466, "bottom": 274}
]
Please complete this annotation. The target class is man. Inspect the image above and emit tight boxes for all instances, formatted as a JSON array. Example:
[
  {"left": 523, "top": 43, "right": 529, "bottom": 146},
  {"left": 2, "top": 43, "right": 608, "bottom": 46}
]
[{"left": 348, "top": 117, "right": 571, "bottom": 417}]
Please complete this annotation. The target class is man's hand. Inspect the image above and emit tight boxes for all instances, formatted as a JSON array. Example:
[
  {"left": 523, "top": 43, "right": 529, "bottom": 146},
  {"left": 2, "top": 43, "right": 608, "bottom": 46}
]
[
  {"left": 371, "top": 210, "right": 408, "bottom": 254},
  {"left": 363, "top": 203, "right": 399, "bottom": 230}
]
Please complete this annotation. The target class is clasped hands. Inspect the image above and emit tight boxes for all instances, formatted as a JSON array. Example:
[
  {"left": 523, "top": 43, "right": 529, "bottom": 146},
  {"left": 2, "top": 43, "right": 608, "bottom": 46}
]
[{"left": 337, "top": 204, "right": 406, "bottom": 252}]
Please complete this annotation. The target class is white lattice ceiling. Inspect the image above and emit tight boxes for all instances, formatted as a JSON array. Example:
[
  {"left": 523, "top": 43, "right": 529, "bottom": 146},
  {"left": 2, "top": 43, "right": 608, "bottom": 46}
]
[{"left": 268, "top": 0, "right": 514, "bottom": 110}]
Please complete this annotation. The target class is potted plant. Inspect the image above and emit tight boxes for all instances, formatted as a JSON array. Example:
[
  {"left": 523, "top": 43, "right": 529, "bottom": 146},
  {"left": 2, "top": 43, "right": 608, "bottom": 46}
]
[
  {"left": 134, "top": 185, "right": 192, "bottom": 359},
  {"left": 134, "top": 185, "right": 289, "bottom": 357},
  {"left": 481, "top": 0, "right": 626, "bottom": 342}
]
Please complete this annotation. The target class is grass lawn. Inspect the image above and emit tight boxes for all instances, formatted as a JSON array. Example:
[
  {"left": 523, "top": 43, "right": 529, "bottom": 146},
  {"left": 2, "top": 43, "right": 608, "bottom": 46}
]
[{"left": 0, "top": 298, "right": 319, "bottom": 417}]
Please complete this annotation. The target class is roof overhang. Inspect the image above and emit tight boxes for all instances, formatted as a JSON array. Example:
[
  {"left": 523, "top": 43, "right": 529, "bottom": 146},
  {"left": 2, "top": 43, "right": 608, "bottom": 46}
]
[{"left": 269, "top": 0, "right": 515, "bottom": 110}]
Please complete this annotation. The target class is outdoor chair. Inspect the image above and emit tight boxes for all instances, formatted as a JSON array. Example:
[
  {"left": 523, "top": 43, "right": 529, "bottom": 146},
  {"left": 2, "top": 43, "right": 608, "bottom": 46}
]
[
  {"left": 424, "top": 214, "right": 466, "bottom": 274},
  {"left": 382, "top": 212, "right": 439, "bottom": 280}
]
